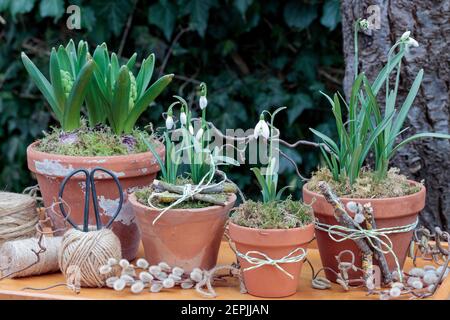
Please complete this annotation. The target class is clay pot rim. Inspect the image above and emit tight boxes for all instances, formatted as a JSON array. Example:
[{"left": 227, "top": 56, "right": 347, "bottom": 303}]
[
  {"left": 303, "top": 179, "right": 425, "bottom": 203},
  {"left": 129, "top": 192, "right": 237, "bottom": 213},
  {"left": 27, "top": 139, "right": 164, "bottom": 161},
  {"left": 228, "top": 220, "right": 314, "bottom": 233}
]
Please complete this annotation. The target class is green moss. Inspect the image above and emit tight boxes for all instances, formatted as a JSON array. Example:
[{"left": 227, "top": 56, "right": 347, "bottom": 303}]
[
  {"left": 36, "top": 122, "right": 156, "bottom": 156},
  {"left": 231, "top": 197, "right": 313, "bottom": 229},
  {"left": 134, "top": 185, "right": 229, "bottom": 209},
  {"left": 306, "top": 167, "right": 422, "bottom": 198}
]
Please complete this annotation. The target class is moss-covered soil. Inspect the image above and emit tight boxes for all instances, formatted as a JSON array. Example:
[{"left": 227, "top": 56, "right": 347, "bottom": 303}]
[{"left": 306, "top": 167, "right": 422, "bottom": 198}]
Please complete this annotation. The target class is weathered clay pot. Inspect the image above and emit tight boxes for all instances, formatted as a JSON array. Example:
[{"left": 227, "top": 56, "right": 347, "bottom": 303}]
[
  {"left": 27, "top": 140, "right": 164, "bottom": 260},
  {"left": 302, "top": 182, "right": 426, "bottom": 283},
  {"left": 130, "top": 193, "right": 236, "bottom": 272},
  {"left": 228, "top": 222, "right": 315, "bottom": 298}
]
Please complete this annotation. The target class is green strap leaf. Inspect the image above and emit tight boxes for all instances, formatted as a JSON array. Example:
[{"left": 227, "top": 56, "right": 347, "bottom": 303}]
[
  {"left": 111, "top": 65, "right": 131, "bottom": 134},
  {"left": 389, "top": 133, "right": 450, "bottom": 159},
  {"left": 136, "top": 54, "right": 155, "bottom": 99},
  {"left": 49, "top": 48, "right": 65, "bottom": 115}
]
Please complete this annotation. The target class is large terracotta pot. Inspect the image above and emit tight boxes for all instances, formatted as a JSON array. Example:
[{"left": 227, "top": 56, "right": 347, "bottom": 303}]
[
  {"left": 302, "top": 182, "right": 426, "bottom": 283},
  {"left": 130, "top": 193, "right": 237, "bottom": 272},
  {"left": 228, "top": 222, "right": 315, "bottom": 298},
  {"left": 27, "top": 141, "right": 164, "bottom": 260}
]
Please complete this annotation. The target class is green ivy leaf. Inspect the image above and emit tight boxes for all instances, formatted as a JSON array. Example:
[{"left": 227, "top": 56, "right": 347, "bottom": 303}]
[
  {"left": 320, "top": 0, "right": 340, "bottom": 30},
  {"left": 187, "top": 0, "right": 214, "bottom": 37},
  {"left": 39, "top": 0, "right": 64, "bottom": 21},
  {"left": 283, "top": 2, "right": 318, "bottom": 29},
  {"left": 81, "top": 7, "right": 97, "bottom": 31},
  {"left": 234, "top": 0, "right": 253, "bottom": 17},
  {"left": 148, "top": 0, "right": 177, "bottom": 41},
  {"left": 0, "top": 0, "right": 10, "bottom": 12},
  {"left": 288, "top": 93, "right": 313, "bottom": 125},
  {"left": 10, "top": 0, "right": 35, "bottom": 18},
  {"left": 93, "top": 0, "right": 133, "bottom": 36}
]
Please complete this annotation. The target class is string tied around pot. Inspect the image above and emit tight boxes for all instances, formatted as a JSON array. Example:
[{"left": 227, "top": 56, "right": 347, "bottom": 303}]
[
  {"left": 314, "top": 218, "right": 418, "bottom": 281},
  {"left": 235, "top": 247, "right": 307, "bottom": 279}
]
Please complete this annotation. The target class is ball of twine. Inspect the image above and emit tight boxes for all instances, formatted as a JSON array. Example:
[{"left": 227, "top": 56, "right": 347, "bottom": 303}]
[
  {"left": 0, "top": 192, "right": 39, "bottom": 246},
  {"left": 59, "top": 228, "right": 121, "bottom": 288}
]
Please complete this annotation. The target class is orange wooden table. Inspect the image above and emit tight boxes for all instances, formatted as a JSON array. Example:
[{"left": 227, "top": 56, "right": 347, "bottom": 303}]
[{"left": 0, "top": 241, "right": 448, "bottom": 300}]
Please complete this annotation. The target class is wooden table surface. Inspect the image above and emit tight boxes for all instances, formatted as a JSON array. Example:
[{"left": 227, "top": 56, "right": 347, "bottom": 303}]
[{"left": 0, "top": 241, "right": 448, "bottom": 300}]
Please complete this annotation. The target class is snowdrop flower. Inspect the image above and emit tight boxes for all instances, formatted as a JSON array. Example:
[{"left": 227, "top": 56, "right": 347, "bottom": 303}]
[
  {"left": 406, "top": 37, "right": 419, "bottom": 47},
  {"left": 165, "top": 114, "right": 174, "bottom": 130},
  {"left": 199, "top": 96, "right": 208, "bottom": 110},
  {"left": 359, "top": 19, "right": 369, "bottom": 30},
  {"left": 196, "top": 128, "right": 204, "bottom": 141},
  {"left": 400, "top": 31, "right": 411, "bottom": 41},
  {"left": 254, "top": 114, "right": 270, "bottom": 139},
  {"left": 180, "top": 108, "right": 187, "bottom": 126},
  {"left": 189, "top": 125, "right": 194, "bottom": 135}
]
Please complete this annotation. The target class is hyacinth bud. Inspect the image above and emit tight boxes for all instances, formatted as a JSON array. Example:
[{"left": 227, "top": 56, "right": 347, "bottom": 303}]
[
  {"left": 129, "top": 71, "right": 137, "bottom": 109},
  {"left": 131, "top": 281, "right": 145, "bottom": 294},
  {"left": 136, "top": 258, "right": 149, "bottom": 269},
  {"left": 199, "top": 96, "right": 208, "bottom": 110},
  {"left": 60, "top": 70, "right": 74, "bottom": 97},
  {"left": 113, "top": 278, "right": 126, "bottom": 291}
]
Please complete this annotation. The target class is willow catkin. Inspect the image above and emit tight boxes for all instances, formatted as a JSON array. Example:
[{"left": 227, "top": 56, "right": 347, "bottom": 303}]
[
  {"left": 59, "top": 228, "right": 121, "bottom": 288},
  {"left": 0, "top": 236, "right": 62, "bottom": 278},
  {"left": 0, "top": 192, "right": 39, "bottom": 246}
]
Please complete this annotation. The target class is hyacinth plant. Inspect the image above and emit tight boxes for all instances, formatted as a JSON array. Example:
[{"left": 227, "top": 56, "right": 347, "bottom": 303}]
[
  {"left": 311, "top": 21, "right": 450, "bottom": 185},
  {"left": 21, "top": 40, "right": 95, "bottom": 131},
  {"left": 88, "top": 43, "right": 174, "bottom": 135}
]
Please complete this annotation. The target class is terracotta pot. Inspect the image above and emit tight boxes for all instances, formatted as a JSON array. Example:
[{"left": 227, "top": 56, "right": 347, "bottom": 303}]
[
  {"left": 27, "top": 141, "right": 164, "bottom": 260},
  {"left": 228, "top": 222, "right": 315, "bottom": 298},
  {"left": 302, "top": 182, "right": 426, "bottom": 282},
  {"left": 130, "top": 193, "right": 237, "bottom": 272}
]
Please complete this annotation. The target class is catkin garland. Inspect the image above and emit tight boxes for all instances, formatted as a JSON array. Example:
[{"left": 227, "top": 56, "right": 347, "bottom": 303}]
[{"left": 0, "top": 192, "right": 39, "bottom": 245}]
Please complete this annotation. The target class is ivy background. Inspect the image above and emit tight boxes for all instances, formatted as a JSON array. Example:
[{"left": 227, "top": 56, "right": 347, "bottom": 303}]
[{"left": 0, "top": 0, "right": 343, "bottom": 200}]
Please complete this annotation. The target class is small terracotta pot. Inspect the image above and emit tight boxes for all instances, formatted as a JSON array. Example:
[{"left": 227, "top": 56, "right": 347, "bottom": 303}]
[
  {"left": 302, "top": 182, "right": 426, "bottom": 282},
  {"left": 130, "top": 193, "right": 237, "bottom": 272},
  {"left": 27, "top": 141, "right": 164, "bottom": 260},
  {"left": 228, "top": 222, "right": 315, "bottom": 298}
]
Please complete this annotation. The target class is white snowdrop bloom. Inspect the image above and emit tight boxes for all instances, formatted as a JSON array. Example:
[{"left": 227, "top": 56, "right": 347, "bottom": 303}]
[
  {"left": 165, "top": 116, "right": 174, "bottom": 130},
  {"left": 199, "top": 96, "right": 208, "bottom": 110},
  {"left": 354, "top": 213, "right": 365, "bottom": 224},
  {"left": 163, "top": 277, "right": 175, "bottom": 288},
  {"left": 99, "top": 265, "right": 112, "bottom": 275},
  {"left": 359, "top": 19, "right": 369, "bottom": 30},
  {"left": 253, "top": 115, "right": 270, "bottom": 139},
  {"left": 189, "top": 125, "right": 194, "bottom": 135},
  {"left": 406, "top": 37, "right": 419, "bottom": 47},
  {"left": 400, "top": 31, "right": 411, "bottom": 41},
  {"left": 180, "top": 112, "right": 187, "bottom": 126},
  {"left": 131, "top": 281, "right": 145, "bottom": 294},
  {"left": 195, "top": 128, "right": 204, "bottom": 141},
  {"left": 389, "top": 286, "right": 401, "bottom": 298},
  {"left": 119, "top": 259, "right": 130, "bottom": 269},
  {"left": 139, "top": 271, "right": 154, "bottom": 282},
  {"left": 136, "top": 258, "right": 149, "bottom": 269},
  {"left": 113, "top": 278, "right": 126, "bottom": 291}
]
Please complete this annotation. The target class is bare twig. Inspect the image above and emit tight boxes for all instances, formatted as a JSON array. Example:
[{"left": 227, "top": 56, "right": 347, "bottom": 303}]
[
  {"left": 117, "top": 0, "right": 137, "bottom": 57},
  {"left": 159, "top": 27, "right": 191, "bottom": 77}
]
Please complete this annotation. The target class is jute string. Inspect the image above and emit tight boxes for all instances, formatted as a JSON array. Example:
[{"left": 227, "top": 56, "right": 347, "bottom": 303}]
[
  {"left": 59, "top": 228, "right": 121, "bottom": 288},
  {"left": 0, "top": 192, "right": 39, "bottom": 245},
  {"left": 235, "top": 247, "right": 307, "bottom": 279},
  {"left": 314, "top": 218, "right": 418, "bottom": 279}
]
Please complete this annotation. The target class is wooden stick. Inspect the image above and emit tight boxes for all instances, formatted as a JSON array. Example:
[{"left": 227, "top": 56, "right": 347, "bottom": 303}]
[
  {"left": 363, "top": 203, "right": 393, "bottom": 285},
  {"left": 153, "top": 180, "right": 237, "bottom": 194},
  {"left": 151, "top": 191, "right": 227, "bottom": 206}
]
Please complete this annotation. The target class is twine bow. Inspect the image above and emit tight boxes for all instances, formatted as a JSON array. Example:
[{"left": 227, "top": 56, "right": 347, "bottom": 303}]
[
  {"left": 236, "top": 247, "right": 307, "bottom": 279},
  {"left": 315, "top": 218, "right": 418, "bottom": 280}
]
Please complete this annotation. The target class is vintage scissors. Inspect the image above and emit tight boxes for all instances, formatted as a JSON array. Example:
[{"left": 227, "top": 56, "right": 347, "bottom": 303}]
[{"left": 58, "top": 167, "right": 123, "bottom": 232}]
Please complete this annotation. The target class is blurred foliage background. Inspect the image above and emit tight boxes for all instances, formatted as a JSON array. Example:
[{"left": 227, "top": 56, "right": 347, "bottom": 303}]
[{"left": 0, "top": 0, "right": 343, "bottom": 200}]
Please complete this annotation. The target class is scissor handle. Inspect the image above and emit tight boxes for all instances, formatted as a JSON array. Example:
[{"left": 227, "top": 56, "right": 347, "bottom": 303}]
[
  {"left": 89, "top": 167, "right": 124, "bottom": 230},
  {"left": 58, "top": 168, "right": 90, "bottom": 231}
]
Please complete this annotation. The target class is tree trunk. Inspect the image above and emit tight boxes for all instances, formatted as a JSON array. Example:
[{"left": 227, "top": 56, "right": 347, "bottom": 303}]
[{"left": 341, "top": 0, "right": 450, "bottom": 231}]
